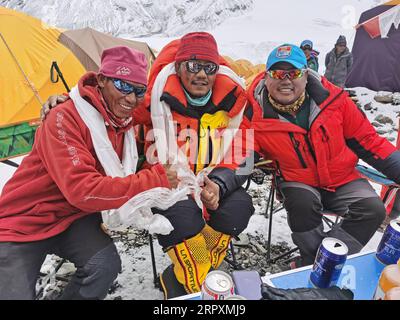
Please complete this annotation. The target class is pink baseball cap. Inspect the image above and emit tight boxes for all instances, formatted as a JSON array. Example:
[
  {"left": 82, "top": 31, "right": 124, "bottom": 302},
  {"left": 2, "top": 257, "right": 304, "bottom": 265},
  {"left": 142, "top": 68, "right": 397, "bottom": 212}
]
[{"left": 99, "top": 46, "right": 148, "bottom": 86}]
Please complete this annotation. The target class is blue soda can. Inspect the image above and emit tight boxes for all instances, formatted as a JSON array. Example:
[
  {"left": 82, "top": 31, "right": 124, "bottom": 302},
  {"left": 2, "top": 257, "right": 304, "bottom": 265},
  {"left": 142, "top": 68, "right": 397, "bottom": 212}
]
[
  {"left": 310, "top": 238, "right": 348, "bottom": 289},
  {"left": 376, "top": 219, "right": 400, "bottom": 265}
]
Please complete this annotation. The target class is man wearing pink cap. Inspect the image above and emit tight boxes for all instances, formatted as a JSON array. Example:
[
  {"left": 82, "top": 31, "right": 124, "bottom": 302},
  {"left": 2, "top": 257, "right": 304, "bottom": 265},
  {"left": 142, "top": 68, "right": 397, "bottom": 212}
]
[
  {"left": 0, "top": 46, "right": 178, "bottom": 300},
  {"left": 38, "top": 34, "right": 254, "bottom": 299}
]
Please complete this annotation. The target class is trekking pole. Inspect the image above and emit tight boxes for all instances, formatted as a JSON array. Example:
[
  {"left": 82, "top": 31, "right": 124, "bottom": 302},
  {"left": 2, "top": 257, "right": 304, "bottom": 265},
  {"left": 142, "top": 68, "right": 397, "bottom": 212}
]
[{"left": 50, "top": 61, "right": 70, "bottom": 92}]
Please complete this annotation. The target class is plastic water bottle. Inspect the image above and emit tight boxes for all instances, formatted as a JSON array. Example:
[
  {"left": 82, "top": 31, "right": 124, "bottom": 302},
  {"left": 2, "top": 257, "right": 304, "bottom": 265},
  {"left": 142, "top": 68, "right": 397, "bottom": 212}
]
[
  {"left": 374, "top": 259, "right": 400, "bottom": 300},
  {"left": 384, "top": 287, "right": 400, "bottom": 300}
]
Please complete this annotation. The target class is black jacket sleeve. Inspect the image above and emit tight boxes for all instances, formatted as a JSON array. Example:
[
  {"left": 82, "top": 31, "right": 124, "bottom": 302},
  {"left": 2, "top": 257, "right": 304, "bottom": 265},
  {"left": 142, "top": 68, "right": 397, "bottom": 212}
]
[{"left": 209, "top": 152, "right": 261, "bottom": 198}]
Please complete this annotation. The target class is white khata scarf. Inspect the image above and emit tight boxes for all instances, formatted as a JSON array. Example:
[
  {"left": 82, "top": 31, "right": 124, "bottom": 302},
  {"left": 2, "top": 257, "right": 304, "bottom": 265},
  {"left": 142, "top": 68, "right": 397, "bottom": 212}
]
[
  {"left": 70, "top": 86, "right": 189, "bottom": 235},
  {"left": 150, "top": 63, "right": 247, "bottom": 208}
]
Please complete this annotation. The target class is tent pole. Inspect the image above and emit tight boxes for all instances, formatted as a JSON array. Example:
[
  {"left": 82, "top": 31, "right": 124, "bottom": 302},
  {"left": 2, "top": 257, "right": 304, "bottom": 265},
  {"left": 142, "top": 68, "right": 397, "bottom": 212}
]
[
  {"left": 0, "top": 32, "right": 43, "bottom": 106},
  {"left": 1, "top": 160, "right": 19, "bottom": 168},
  {"left": 50, "top": 61, "right": 70, "bottom": 92}
]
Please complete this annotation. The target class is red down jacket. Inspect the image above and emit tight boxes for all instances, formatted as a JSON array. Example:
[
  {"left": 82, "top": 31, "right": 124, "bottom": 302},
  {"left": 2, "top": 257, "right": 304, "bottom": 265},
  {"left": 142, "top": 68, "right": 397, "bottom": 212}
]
[
  {"left": 246, "top": 71, "right": 400, "bottom": 191},
  {"left": 0, "top": 72, "right": 170, "bottom": 242}
]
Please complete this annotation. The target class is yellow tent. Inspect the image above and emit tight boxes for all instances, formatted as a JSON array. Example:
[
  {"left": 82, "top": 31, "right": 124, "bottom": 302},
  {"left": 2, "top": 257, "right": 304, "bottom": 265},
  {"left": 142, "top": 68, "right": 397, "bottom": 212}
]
[
  {"left": 0, "top": 7, "right": 85, "bottom": 127},
  {"left": 0, "top": 7, "right": 85, "bottom": 160}
]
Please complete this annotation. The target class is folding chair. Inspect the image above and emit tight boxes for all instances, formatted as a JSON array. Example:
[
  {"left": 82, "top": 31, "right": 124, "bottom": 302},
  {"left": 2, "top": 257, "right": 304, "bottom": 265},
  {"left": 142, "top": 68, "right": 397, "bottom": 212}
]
[
  {"left": 257, "top": 163, "right": 344, "bottom": 266},
  {"left": 245, "top": 160, "right": 291, "bottom": 264},
  {"left": 356, "top": 164, "right": 400, "bottom": 229},
  {"left": 262, "top": 163, "right": 399, "bottom": 267},
  {"left": 356, "top": 164, "right": 400, "bottom": 211}
]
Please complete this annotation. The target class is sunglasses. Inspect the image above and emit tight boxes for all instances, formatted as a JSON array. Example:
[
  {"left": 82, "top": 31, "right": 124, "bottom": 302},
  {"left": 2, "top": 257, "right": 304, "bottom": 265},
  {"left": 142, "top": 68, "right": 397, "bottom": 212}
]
[
  {"left": 267, "top": 69, "right": 306, "bottom": 81},
  {"left": 110, "top": 78, "right": 147, "bottom": 98},
  {"left": 185, "top": 61, "right": 219, "bottom": 75}
]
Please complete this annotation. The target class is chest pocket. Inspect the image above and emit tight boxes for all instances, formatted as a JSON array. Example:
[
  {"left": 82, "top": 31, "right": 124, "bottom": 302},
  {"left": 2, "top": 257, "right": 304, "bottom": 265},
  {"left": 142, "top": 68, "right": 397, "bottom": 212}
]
[{"left": 197, "top": 111, "right": 230, "bottom": 172}]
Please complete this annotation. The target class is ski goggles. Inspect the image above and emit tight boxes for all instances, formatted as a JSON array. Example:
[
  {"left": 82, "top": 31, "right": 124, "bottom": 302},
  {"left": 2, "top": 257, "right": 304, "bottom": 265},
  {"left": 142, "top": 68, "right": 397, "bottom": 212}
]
[
  {"left": 267, "top": 69, "right": 307, "bottom": 81},
  {"left": 185, "top": 61, "right": 219, "bottom": 75},
  {"left": 110, "top": 78, "right": 147, "bottom": 98}
]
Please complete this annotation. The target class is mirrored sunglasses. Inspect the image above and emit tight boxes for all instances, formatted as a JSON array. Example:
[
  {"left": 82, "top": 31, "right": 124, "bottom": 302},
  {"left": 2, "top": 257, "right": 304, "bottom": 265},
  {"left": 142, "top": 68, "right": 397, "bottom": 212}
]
[
  {"left": 185, "top": 61, "right": 219, "bottom": 75},
  {"left": 267, "top": 69, "right": 306, "bottom": 81},
  {"left": 110, "top": 78, "right": 147, "bottom": 98}
]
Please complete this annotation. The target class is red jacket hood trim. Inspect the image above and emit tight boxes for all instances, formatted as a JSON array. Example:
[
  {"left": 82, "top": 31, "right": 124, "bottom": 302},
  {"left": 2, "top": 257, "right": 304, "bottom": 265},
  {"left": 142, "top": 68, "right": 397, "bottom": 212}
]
[{"left": 162, "top": 73, "right": 245, "bottom": 117}]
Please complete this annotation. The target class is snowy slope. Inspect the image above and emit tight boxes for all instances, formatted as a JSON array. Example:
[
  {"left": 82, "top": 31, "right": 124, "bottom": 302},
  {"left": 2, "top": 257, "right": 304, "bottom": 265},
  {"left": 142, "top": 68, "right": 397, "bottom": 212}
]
[
  {"left": 0, "top": 0, "right": 253, "bottom": 37},
  {"left": 130, "top": 0, "right": 382, "bottom": 67}
]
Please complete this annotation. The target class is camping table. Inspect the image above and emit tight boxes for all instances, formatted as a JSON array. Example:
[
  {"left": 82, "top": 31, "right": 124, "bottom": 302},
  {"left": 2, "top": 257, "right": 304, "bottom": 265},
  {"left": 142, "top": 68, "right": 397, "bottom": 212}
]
[
  {"left": 173, "top": 251, "right": 385, "bottom": 300},
  {"left": 263, "top": 250, "right": 385, "bottom": 300}
]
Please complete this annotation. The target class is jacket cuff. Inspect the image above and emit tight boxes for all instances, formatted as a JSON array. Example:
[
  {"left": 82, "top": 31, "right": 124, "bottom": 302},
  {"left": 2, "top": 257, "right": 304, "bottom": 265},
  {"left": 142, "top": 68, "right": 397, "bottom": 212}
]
[{"left": 153, "top": 163, "right": 170, "bottom": 188}]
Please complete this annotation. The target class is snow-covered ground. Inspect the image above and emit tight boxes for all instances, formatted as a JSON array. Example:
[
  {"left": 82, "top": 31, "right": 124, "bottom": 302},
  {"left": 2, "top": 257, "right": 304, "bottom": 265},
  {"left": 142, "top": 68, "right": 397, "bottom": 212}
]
[{"left": 0, "top": 0, "right": 397, "bottom": 300}]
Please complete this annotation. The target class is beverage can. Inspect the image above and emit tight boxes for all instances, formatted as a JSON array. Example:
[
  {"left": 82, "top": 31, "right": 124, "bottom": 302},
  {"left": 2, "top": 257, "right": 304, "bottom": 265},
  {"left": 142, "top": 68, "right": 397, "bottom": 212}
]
[
  {"left": 225, "top": 295, "right": 247, "bottom": 300},
  {"left": 310, "top": 237, "right": 348, "bottom": 289},
  {"left": 376, "top": 219, "right": 400, "bottom": 265},
  {"left": 201, "top": 271, "right": 235, "bottom": 300}
]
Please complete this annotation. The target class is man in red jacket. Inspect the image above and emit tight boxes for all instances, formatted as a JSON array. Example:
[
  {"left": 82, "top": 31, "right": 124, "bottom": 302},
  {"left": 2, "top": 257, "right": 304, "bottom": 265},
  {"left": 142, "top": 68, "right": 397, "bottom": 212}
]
[
  {"left": 0, "top": 46, "right": 177, "bottom": 300},
  {"left": 227, "top": 44, "right": 400, "bottom": 267}
]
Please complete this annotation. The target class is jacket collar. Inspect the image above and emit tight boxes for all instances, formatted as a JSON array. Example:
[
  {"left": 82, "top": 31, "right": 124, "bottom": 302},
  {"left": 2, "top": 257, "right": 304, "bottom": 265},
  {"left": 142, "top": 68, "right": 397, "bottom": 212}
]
[{"left": 254, "top": 70, "right": 330, "bottom": 121}]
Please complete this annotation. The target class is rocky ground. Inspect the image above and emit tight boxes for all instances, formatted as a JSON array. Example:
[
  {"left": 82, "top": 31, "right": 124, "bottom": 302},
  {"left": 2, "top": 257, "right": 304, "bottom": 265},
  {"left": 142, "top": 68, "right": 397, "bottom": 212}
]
[{"left": 37, "top": 220, "right": 296, "bottom": 300}]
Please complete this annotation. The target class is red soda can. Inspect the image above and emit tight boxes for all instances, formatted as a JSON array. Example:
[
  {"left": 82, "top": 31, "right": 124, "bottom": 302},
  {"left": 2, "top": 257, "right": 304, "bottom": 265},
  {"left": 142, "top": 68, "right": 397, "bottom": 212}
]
[{"left": 201, "top": 271, "right": 235, "bottom": 300}]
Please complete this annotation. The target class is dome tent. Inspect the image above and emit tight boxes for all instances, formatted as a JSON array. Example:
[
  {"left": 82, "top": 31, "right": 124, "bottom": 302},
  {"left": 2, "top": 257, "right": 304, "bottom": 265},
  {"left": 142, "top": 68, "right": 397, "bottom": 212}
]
[
  {"left": 345, "top": 0, "right": 400, "bottom": 92},
  {"left": 0, "top": 7, "right": 85, "bottom": 160}
]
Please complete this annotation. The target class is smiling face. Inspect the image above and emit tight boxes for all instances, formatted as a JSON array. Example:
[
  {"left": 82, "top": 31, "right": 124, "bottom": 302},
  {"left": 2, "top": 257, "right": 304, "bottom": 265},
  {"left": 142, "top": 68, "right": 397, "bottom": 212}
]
[
  {"left": 265, "top": 62, "right": 308, "bottom": 105},
  {"left": 175, "top": 60, "right": 217, "bottom": 98},
  {"left": 96, "top": 74, "right": 145, "bottom": 119}
]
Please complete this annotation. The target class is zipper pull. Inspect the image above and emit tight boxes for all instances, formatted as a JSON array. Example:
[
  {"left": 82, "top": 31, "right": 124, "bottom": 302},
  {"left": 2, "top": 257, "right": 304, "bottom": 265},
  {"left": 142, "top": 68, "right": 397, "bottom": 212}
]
[{"left": 321, "top": 126, "right": 329, "bottom": 142}]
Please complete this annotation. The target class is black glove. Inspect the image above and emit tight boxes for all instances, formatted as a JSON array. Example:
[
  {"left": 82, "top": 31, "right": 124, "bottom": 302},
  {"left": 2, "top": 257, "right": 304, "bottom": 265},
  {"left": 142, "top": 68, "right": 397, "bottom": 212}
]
[{"left": 261, "top": 284, "right": 354, "bottom": 300}]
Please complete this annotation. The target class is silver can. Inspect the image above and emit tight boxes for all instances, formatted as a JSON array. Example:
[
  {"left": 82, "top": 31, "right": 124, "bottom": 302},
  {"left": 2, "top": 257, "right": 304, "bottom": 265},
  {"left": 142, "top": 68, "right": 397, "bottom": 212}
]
[
  {"left": 225, "top": 295, "right": 247, "bottom": 300},
  {"left": 201, "top": 271, "right": 235, "bottom": 300}
]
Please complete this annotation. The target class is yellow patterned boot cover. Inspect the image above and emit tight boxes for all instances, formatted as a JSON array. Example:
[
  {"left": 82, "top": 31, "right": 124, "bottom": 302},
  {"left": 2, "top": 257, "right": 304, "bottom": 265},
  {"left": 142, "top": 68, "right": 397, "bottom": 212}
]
[
  {"left": 167, "top": 233, "right": 211, "bottom": 293},
  {"left": 201, "top": 224, "right": 232, "bottom": 269}
]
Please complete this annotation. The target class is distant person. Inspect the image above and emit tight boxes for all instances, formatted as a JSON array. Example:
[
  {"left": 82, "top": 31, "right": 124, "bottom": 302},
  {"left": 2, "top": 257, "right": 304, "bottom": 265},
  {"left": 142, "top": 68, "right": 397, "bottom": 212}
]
[
  {"left": 0, "top": 46, "right": 178, "bottom": 300},
  {"left": 300, "top": 40, "right": 319, "bottom": 72},
  {"left": 324, "top": 35, "right": 353, "bottom": 88}
]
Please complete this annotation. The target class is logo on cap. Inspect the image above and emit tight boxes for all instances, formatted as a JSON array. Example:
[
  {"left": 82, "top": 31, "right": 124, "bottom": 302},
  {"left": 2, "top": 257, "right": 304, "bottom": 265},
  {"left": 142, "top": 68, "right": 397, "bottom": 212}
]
[
  {"left": 276, "top": 46, "right": 292, "bottom": 59},
  {"left": 116, "top": 66, "right": 132, "bottom": 76}
]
